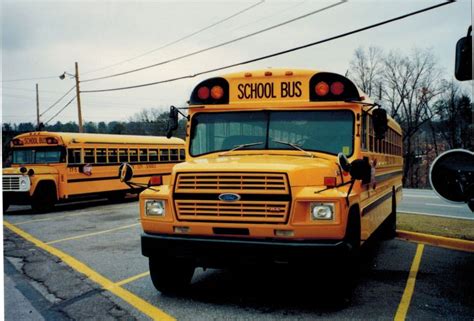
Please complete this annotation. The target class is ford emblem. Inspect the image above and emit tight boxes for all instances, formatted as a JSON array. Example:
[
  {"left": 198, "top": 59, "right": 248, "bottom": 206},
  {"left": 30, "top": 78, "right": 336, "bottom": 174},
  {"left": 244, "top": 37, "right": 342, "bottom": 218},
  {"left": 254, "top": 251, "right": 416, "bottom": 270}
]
[{"left": 218, "top": 193, "right": 241, "bottom": 202}]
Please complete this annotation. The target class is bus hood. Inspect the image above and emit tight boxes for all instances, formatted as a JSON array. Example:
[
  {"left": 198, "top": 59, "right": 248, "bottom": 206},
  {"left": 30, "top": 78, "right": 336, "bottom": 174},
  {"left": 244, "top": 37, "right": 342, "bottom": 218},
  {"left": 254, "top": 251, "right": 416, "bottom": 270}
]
[
  {"left": 3, "top": 165, "right": 59, "bottom": 176},
  {"left": 173, "top": 155, "right": 340, "bottom": 187}
]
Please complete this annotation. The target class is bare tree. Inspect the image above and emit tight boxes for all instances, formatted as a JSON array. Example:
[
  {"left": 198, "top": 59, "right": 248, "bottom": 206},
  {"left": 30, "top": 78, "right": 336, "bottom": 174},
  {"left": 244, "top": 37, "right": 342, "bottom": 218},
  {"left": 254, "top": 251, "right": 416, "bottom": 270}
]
[
  {"left": 348, "top": 46, "right": 384, "bottom": 98},
  {"left": 381, "top": 48, "right": 444, "bottom": 187}
]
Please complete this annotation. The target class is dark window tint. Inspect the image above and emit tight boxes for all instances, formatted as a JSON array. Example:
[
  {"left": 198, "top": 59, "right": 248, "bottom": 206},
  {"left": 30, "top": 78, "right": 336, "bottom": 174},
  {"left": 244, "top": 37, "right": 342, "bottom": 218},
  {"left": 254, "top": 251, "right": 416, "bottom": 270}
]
[
  {"left": 149, "top": 149, "right": 158, "bottom": 162},
  {"left": 129, "top": 149, "right": 138, "bottom": 163},
  {"left": 160, "top": 149, "right": 169, "bottom": 161},
  {"left": 84, "top": 149, "right": 95, "bottom": 163},
  {"left": 119, "top": 149, "right": 128, "bottom": 162},
  {"left": 139, "top": 149, "right": 148, "bottom": 162},
  {"left": 68, "top": 149, "right": 82, "bottom": 164},
  {"left": 108, "top": 149, "right": 118, "bottom": 163},
  {"left": 96, "top": 149, "right": 107, "bottom": 163}
]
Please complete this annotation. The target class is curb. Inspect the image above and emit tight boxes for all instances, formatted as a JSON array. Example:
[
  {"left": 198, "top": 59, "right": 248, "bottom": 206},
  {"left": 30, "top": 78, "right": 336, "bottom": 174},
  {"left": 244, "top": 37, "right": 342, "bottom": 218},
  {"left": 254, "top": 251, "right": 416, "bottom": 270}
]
[{"left": 396, "top": 230, "right": 474, "bottom": 253}]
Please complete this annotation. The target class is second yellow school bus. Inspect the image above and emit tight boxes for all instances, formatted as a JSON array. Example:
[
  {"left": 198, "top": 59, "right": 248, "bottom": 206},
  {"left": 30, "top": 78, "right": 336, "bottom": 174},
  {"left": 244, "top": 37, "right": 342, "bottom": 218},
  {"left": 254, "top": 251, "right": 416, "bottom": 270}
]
[
  {"left": 137, "top": 69, "right": 403, "bottom": 293},
  {"left": 3, "top": 132, "right": 185, "bottom": 212}
]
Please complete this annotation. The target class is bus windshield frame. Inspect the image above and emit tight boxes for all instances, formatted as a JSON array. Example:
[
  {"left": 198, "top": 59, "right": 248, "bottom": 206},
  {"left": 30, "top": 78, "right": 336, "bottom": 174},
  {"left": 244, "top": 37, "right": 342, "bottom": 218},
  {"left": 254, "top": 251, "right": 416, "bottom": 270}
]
[
  {"left": 11, "top": 146, "right": 65, "bottom": 165},
  {"left": 190, "top": 110, "right": 355, "bottom": 157}
]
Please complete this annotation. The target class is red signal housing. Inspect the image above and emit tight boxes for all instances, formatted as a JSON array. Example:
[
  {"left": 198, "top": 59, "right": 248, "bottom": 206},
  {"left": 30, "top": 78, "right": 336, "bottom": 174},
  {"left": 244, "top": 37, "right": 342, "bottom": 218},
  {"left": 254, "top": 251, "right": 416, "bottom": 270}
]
[
  {"left": 330, "top": 82, "right": 344, "bottom": 95},
  {"left": 197, "top": 87, "right": 210, "bottom": 100},
  {"left": 324, "top": 176, "right": 337, "bottom": 187},
  {"left": 315, "top": 81, "right": 330, "bottom": 96}
]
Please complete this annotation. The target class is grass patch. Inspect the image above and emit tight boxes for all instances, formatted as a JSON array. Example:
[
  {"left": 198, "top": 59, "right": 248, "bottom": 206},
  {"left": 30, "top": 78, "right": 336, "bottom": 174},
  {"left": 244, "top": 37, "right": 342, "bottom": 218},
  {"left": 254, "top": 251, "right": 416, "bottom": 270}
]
[{"left": 397, "top": 212, "right": 474, "bottom": 241}]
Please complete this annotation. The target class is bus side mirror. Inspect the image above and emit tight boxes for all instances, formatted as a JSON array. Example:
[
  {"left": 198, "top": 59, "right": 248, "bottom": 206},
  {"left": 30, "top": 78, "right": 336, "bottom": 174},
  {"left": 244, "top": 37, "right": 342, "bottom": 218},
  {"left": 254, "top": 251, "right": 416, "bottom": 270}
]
[
  {"left": 337, "top": 153, "right": 372, "bottom": 184},
  {"left": 166, "top": 106, "right": 179, "bottom": 139},
  {"left": 429, "top": 149, "right": 474, "bottom": 212},
  {"left": 118, "top": 163, "right": 134, "bottom": 183},
  {"left": 372, "top": 108, "right": 388, "bottom": 140},
  {"left": 337, "top": 152, "right": 351, "bottom": 172},
  {"left": 455, "top": 26, "right": 472, "bottom": 81},
  {"left": 349, "top": 158, "right": 372, "bottom": 184}
]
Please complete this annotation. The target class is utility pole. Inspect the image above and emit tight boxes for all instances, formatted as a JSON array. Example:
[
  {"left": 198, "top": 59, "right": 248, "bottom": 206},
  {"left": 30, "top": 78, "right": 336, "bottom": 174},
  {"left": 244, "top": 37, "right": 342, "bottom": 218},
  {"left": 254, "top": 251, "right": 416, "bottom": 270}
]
[
  {"left": 36, "top": 83, "right": 40, "bottom": 129},
  {"left": 75, "top": 62, "right": 84, "bottom": 133}
]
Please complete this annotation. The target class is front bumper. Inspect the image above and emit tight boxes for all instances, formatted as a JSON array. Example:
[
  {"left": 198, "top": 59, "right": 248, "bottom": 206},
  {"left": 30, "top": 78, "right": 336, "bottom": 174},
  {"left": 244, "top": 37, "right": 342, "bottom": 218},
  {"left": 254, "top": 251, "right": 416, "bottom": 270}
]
[
  {"left": 3, "top": 192, "right": 31, "bottom": 205},
  {"left": 141, "top": 232, "right": 350, "bottom": 268}
]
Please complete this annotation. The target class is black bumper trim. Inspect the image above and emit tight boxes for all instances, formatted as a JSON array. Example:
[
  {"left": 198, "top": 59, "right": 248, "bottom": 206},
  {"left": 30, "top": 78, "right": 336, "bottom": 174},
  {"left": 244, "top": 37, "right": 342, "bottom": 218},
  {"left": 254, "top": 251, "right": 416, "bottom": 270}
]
[{"left": 141, "top": 233, "right": 350, "bottom": 267}]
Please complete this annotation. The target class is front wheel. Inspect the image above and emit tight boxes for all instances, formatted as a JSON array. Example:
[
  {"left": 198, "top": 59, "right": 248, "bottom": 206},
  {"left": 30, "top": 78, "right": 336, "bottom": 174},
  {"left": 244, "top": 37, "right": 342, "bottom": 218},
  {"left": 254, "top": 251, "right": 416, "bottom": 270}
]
[
  {"left": 31, "top": 185, "right": 56, "bottom": 213},
  {"left": 3, "top": 199, "right": 10, "bottom": 213},
  {"left": 149, "top": 256, "right": 195, "bottom": 294}
]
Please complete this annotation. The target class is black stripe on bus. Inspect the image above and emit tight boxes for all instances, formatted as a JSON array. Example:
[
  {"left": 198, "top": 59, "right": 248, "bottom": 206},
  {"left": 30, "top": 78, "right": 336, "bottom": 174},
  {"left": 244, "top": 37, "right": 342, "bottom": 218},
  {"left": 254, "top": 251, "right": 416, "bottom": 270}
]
[
  {"left": 72, "top": 141, "right": 184, "bottom": 146},
  {"left": 375, "top": 170, "right": 403, "bottom": 183},
  {"left": 361, "top": 191, "right": 393, "bottom": 217},
  {"left": 67, "top": 161, "right": 181, "bottom": 168},
  {"left": 67, "top": 172, "right": 171, "bottom": 183}
]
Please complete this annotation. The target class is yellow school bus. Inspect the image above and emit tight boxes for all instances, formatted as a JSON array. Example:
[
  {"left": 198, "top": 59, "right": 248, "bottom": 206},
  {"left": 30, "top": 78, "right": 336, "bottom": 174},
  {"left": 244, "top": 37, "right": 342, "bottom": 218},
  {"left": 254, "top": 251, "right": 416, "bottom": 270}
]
[
  {"left": 136, "top": 69, "right": 403, "bottom": 293},
  {"left": 3, "top": 132, "right": 185, "bottom": 212}
]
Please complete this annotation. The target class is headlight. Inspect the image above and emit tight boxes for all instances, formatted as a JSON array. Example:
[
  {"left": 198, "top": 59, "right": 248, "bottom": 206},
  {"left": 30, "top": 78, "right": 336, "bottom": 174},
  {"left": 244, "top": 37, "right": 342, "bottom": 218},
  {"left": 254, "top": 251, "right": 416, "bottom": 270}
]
[
  {"left": 145, "top": 200, "right": 165, "bottom": 216},
  {"left": 310, "top": 203, "right": 334, "bottom": 220}
]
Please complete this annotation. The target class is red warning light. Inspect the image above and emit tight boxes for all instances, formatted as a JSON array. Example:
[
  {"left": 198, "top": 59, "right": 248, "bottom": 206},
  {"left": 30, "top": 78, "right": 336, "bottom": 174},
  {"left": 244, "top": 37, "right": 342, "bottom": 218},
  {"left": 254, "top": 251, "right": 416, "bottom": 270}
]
[
  {"left": 330, "top": 82, "right": 344, "bottom": 95},
  {"left": 197, "top": 87, "right": 210, "bottom": 100},
  {"left": 210, "top": 86, "right": 224, "bottom": 99},
  {"left": 315, "top": 81, "right": 329, "bottom": 96}
]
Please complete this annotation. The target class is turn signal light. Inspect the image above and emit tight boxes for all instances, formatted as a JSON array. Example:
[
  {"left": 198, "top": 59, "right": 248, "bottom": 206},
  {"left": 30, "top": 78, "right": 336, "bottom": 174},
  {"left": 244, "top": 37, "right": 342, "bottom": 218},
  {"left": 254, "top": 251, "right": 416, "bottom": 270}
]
[
  {"left": 197, "top": 86, "right": 210, "bottom": 100},
  {"left": 315, "top": 81, "right": 330, "bottom": 96},
  {"left": 324, "top": 176, "right": 337, "bottom": 187},
  {"left": 148, "top": 175, "right": 163, "bottom": 186},
  {"left": 210, "top": 85, "right": 224, "bottom": 99},
  {"left": 12, "top": 139, "right": 23, "bottom": 146}
]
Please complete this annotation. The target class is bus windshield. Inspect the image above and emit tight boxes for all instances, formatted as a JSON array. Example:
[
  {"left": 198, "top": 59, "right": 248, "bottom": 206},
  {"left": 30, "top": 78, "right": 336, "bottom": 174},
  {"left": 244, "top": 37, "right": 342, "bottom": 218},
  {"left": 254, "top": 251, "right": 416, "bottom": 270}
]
[
  {"left": 190, "top": 110, "right": 354, "bottom": 157},
  {"left": 12, "top": 147, "right": 64, "bottom": 164}
]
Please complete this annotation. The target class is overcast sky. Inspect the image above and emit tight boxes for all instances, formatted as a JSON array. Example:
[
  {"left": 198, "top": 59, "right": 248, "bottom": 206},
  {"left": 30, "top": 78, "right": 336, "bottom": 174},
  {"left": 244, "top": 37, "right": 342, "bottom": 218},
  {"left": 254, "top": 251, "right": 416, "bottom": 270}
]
[{"left": 1, "top": 0, "right": 472, "bottom": 125}]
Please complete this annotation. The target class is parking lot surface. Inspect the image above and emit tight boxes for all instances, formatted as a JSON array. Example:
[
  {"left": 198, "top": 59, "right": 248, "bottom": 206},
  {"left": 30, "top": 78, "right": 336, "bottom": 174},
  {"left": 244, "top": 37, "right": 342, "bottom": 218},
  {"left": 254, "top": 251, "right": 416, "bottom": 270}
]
[{"left": 4, "top": 199, "right": 474, "bottom": 320}]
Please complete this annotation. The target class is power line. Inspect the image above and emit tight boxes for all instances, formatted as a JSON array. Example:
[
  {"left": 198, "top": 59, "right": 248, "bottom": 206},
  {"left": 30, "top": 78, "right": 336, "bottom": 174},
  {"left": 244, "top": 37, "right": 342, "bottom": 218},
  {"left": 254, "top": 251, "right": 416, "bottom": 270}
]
[
  {"left": 81, "top": 0, "right": 266, "bottom": 76},
  {"left": 0, "top": 76, "right": 58, "bottom": 83},
  {"left": 40, "top": 86, "right": 76, "bottom": 116},
  {"left": 44, "top": 96, "right": 77, "bottom": 124},
  {"left": 81, "top": 0, "right": 454, "bottom": 94},
  {"left": 81, "top": 1, "right": 346, "bottom": 83}
]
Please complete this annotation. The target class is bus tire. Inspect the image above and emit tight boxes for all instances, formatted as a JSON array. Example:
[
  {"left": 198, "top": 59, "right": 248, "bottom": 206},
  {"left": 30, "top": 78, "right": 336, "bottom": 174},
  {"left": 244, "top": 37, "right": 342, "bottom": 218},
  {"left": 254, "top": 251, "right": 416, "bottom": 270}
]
[
  {"left": 31, "top": 182, "right": 56, "bottom": 213},
  {"left": 106, "top": 191, "right": 126, "bottom": 202},
  {"left": 3, "top": 199, "right": 10, "bottom": 213},
  {"left": 149, "top": 256, "right": 194, "bottom": 294},
  {"left": 344, "top": 208, "right": 361, "bottom": 269},
  {"left": 381, "top": 188, "right": 397, "bottom": 239}
]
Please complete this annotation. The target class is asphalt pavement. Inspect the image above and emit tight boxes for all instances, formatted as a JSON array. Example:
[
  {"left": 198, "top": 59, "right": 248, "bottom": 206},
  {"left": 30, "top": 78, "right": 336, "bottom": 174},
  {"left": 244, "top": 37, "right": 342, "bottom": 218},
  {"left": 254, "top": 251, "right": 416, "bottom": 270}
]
[
  {"left": 3, "top": 196, "right": 474, "bottom": 320},
  {"left": 399, "top": 188, "right": 473, "bottom": 220}
]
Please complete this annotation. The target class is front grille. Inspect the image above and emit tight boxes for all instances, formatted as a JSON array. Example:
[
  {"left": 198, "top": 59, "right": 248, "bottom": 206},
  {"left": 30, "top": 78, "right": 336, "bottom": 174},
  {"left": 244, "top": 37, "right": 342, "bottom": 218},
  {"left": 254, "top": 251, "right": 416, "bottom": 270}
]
[
  {"left": 174, "top": 172, "right": 291, "bottom": 224},
  {"left": 175, "top": 200, "right": 289, "bottom": 223},
  {"left": 175, "top": 173, "right": 289, "bottom": 194},
  {"left": 3, "top": 176, "right": 20, "bottom": 191}
]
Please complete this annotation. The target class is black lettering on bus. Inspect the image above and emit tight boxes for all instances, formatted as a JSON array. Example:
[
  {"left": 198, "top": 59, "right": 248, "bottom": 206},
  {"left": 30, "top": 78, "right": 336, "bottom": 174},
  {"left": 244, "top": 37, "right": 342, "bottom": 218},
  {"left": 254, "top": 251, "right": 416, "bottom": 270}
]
[
  {"left": 281, "top": 81, "right": 302, "bottom": 98},
  {"left": 238, "top": 84, "right": 245, "bottom": 99}
]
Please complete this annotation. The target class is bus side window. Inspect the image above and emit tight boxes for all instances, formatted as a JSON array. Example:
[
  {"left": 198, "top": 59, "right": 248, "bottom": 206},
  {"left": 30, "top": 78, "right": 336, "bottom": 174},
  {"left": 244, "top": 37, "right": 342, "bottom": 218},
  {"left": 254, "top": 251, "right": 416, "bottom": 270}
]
[
  {"left": 179, "top": 149, "right": 185, "bottom": 161},
  {"left": 170, "top": 149, "right": 179, "bottom": 161},
  {"left": 361, "top": 113, "right": 367, "bottom": 150},
  {"left": 68, "top": 149, "right": 82, "bottom": 164},
  {"left": 139, "top": 149, "right": 148, "bottom": 162},
  {"left": 108, "top": 149, "right": 118, "bottom": 163},
  {"left": 160, "top": 149, "right": 169, "bottom": 162},
  {"left": 119, "top": 149, "right": 128, "bottom": 162},
  {"left": 97, "top": 148, "right": 107, "bottom": 163},
  {"left": 149, "top": 149, "right": 158, "bottom": 162},
  {"left": 84, "top": 149, "right": 95, "bottom": 163},
  {"left": 130, "top": 149, "right": 138, "bottom": 163}
]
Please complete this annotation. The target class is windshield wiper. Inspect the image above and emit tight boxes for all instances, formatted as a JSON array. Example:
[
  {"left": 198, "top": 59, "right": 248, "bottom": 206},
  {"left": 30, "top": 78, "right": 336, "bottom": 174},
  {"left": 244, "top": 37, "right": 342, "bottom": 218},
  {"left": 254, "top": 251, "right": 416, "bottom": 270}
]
[
  {"left": 219, "top": 142, "right": 264, "bottom": 156},
  {"left": 273, "top": 140, "right": 313, "bottom": 158}
]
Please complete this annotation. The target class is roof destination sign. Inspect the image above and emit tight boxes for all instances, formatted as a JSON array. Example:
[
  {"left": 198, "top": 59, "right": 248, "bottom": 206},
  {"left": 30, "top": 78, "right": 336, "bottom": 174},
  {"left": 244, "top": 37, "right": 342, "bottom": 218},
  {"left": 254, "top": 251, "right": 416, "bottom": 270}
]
[{"left": 231, "top": 77, "right": 309, "bottom": 102}]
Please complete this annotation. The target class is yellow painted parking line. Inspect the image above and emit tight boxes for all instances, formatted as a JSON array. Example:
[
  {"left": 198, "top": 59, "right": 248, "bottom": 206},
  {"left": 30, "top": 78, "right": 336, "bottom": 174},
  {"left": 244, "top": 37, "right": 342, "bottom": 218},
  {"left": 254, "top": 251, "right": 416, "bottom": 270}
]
[
  {"left": 46, "top": 223, "right": 140, "bottom": 245},
  {"left": 116, "top": 272, "right": 150, "bottom": 286},
  {"left": 397, "top": 230, "right": 474, "bottom": 253},
  {"left": 394, "top": 243, "right": 425, "bottom": 321},
  {"left": 14, "top": 208, "right": 116, "bottom": 226},
  {"left": 4, "top": 221, "right": 175, "bottom": 321}
]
